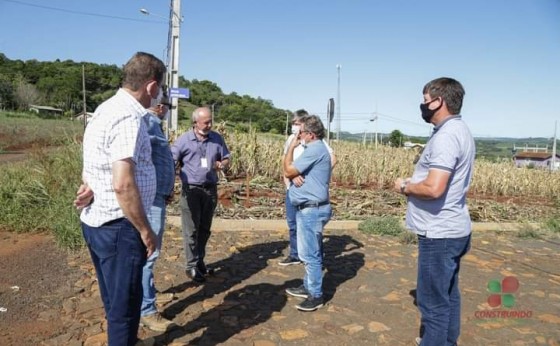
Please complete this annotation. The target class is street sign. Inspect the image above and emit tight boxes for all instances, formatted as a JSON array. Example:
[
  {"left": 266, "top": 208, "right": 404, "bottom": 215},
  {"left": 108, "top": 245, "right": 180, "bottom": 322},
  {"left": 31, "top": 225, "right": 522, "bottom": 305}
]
[
  {"left": 327, "top": 98, "right": 335, "bottom": 123},
  {"left": 169, "top": 87, "right": 190, "bottom": 99}
]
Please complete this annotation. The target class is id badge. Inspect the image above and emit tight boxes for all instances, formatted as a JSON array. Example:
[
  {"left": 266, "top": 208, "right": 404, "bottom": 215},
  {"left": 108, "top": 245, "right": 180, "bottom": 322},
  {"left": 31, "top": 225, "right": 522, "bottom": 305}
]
[{"left": 201, "top": 158, "right": 208, "bottom": 168}]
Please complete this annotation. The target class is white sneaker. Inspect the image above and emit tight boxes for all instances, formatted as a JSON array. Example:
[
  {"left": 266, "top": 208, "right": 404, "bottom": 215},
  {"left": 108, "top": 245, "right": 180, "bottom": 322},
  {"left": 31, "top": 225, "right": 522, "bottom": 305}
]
[{"left": 415, "top": 337, "right": 422, "bottom": 345}]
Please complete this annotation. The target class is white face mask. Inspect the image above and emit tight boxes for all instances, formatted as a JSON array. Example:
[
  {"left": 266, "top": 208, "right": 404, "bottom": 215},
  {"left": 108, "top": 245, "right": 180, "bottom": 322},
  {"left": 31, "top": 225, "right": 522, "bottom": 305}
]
[
  {"left": 197, "top": 128, "right": 210, "bottom": 136},
  {"left": 162, "top": 109, "right": 170, "bottom": 121},
  {"left": 291, "top": 125, "right": 300, "bottom": 135},
  {"left": 149, "top": 88, "right": 163, "bottom": 109}
]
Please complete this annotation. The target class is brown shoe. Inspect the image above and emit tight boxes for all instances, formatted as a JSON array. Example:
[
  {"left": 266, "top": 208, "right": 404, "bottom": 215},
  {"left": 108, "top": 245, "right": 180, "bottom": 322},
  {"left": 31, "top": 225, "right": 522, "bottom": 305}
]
[
  {"left": 140, "top": 313, "right": 177, "bottom": 332},
  {"left": 135, "top": 337, "right": 155, "bottom": 346},
  {"left": 155, "top": 292, "right": 175, "bottom": 304}
]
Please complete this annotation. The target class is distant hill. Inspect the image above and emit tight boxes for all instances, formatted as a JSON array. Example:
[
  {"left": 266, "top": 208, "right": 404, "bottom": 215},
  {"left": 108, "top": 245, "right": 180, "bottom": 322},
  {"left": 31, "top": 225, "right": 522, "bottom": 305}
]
[{"left": 338, "top": 131, "right": 556, "bottom": 161}]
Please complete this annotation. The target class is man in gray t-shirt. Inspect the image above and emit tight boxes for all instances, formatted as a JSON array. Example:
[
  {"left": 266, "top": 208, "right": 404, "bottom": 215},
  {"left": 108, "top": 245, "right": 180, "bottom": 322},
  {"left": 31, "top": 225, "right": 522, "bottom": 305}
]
[{"left": 394, "top": 77, "right": 475, "bottom": 346}]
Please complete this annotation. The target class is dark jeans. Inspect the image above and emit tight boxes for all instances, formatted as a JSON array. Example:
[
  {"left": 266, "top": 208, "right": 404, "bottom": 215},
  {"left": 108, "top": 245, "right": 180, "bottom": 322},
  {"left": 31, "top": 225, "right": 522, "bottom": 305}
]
[
  {"left": 417, "top": 234, "right": 471, "bottom": 346},
  {"left": 82, "top": 218, "right": 146, "bottom": 346},
  {"left": 180, "top": 184, "right": 217, "bottom": 270}
]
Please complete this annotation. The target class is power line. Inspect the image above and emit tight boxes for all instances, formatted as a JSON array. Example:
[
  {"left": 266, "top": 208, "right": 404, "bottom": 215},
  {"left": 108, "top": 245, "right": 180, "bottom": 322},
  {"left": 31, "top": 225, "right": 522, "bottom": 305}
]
[
  {"left": 1, "top": 0, "right": 163, "bottom": 23},
  {"left": 311, "top": 110, "right": 429, "bottom": 128}
]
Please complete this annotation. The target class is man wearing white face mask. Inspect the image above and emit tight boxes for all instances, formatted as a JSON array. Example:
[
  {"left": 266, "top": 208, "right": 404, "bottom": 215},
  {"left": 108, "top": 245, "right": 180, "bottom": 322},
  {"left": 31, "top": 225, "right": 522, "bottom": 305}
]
[
  {"left": 279, "top": 109, "right": 336, "bottom": 266},
  {"left": 138, "top": 95, "right": 177, "bottom": 331},
  {"left": 171, "top": 107, "right": 231, "bottom": 283}
]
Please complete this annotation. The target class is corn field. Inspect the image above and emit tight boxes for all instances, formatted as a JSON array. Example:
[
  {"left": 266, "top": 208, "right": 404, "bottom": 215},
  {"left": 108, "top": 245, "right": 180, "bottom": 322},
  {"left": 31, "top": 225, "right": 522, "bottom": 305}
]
[{"left": 219, "top": 129, "right": 560, "bottom": 198}]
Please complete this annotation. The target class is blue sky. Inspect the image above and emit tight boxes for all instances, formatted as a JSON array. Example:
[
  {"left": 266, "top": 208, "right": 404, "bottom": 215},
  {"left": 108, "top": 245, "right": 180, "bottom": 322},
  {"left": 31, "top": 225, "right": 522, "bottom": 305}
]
[{"left": 1, "top": 0, "right": 559, "bottom": 138}]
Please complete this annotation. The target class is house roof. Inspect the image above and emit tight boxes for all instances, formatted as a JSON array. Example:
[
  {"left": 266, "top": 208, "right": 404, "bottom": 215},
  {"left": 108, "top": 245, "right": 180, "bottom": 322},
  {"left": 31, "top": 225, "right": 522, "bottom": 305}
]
[
  {"left": 29, "top": 104, "right": 63, "bottom": 112},
  {"left": 514, "top": 151, "right": 560, "bottom": 160}
]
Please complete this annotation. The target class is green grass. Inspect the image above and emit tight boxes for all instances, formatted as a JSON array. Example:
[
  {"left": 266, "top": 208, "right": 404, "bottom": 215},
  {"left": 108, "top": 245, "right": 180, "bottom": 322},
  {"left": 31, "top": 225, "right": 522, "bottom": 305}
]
[
  {"left": 543, "top": 216, "right": 560, "bottom": 234},
  {"left": 358, "top": 216, "right": 417, "bottom": 244},
  {"left": 516, "top": 228, "right": 541, "bottom": 239},
  {"left": 0, "top": 142, "right": 84, "bottom": 248},
  {"left": 0, "top": 111, "right": 83, "bottom": 151}
]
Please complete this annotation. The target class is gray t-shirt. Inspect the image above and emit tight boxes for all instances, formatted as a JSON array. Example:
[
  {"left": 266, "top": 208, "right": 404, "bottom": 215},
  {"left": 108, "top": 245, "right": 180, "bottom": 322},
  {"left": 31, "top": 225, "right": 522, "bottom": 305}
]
[{"left": 405, "top": 116, "right": 475, "bottom": 238}]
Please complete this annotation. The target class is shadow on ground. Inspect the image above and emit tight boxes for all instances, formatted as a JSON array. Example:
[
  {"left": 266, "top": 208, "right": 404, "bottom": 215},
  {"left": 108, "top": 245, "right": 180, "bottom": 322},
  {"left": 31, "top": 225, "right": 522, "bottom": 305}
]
[{"left": 155, "top": 234, "right": 365, "bottom": 345}]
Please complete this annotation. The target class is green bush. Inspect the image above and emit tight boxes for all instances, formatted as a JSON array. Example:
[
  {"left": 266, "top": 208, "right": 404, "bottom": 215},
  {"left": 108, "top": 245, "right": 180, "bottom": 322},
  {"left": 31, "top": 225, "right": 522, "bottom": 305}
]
[
  {"left": 544, "top": 216, "right": 560, "bottom": 234},
  {"left": 358, "top": 216, "right": 406, "bottom": 237}
]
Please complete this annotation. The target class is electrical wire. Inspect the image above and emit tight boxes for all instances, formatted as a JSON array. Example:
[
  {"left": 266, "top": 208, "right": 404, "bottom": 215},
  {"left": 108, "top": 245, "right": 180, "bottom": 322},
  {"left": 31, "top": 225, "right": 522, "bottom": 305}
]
[{"left": 0, "top": 0, "right": 163, "bottom": 23}]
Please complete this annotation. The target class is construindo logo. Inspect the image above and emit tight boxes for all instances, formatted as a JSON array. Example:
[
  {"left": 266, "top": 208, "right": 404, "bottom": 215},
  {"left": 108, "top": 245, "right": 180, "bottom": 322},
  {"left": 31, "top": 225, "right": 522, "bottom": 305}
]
[{"left": 474, "top": 276, "right": 533, "bottom": 319}]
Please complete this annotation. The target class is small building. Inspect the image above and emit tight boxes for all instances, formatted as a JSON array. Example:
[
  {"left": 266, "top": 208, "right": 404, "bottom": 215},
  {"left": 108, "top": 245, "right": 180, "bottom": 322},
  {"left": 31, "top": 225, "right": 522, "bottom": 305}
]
[
  {"left": 403, "top": 141, "right": 425, "bottom": 150},
  {"left": 29, "top": 104, "right": 64, "bottom": 117},
  {"left": 73, "top": 111, "right": 94, "bottom": 123},
  {"left": 513, "top": 151, "right": 560, "bottom": 170}
]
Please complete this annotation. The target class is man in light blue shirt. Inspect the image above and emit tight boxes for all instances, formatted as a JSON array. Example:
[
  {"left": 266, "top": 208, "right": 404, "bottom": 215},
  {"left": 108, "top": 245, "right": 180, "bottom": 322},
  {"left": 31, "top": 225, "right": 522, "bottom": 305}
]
[
  {"left": 394, "top": 77, "right": 475, "bottom": 346},
  {"left": 283, "top": 114, "right": 332, "bottom": 312},
  {"left": 139, "top": 97, "right": 177, "bottom": 332}
]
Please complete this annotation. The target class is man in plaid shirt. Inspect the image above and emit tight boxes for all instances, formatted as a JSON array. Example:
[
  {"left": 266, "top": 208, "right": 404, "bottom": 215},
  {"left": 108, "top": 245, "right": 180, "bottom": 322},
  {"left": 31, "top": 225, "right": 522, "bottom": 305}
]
[{"left": 75, "top": 52, "right": 165, "bottom": 346}]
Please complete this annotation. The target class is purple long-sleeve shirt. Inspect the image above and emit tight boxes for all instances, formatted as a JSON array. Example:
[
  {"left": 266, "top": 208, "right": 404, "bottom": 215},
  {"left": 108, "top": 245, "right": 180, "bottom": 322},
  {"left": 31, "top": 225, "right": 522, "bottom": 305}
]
[{"left": 171, "top": 129, "right": 230, "bottom": 185}]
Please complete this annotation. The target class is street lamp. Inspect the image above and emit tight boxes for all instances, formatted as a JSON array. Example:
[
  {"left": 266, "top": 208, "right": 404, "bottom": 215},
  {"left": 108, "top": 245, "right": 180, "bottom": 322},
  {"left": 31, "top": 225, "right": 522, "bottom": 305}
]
[
  {"left": 139, "top": 0, "right": 183, "bottom": 137},
  {"left": 140, "top": 8, "right": 183, "bottom": 22}
]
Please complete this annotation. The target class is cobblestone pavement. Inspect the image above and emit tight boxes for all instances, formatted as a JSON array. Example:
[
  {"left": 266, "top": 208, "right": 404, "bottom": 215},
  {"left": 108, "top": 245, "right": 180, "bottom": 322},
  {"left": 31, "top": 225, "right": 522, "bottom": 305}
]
[{"left": 43, "top": 222, "right": 560, "bottom": 346}]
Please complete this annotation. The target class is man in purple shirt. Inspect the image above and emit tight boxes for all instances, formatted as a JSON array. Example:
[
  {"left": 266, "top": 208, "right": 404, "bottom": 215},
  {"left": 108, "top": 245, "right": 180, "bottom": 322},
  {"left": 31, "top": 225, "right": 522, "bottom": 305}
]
[{"left": 171, "top": 107, "right": 230, "bottom": 283}]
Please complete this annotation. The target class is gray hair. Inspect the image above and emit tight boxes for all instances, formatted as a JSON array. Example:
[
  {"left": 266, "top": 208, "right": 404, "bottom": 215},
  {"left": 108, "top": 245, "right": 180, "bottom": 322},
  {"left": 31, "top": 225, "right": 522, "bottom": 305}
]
[
  {"left": 301, "top": 114, "right": 326, "bottom": 140},
  {"left": 192, "top": 107, "right": 211, "bottom": 122}
]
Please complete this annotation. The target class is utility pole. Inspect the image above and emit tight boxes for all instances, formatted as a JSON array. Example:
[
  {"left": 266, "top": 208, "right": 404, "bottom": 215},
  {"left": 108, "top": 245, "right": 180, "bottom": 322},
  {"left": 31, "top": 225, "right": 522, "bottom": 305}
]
[
  {"left": 552, "top": 121, "right": 557, "bottom": 172},
  {"left": 168, "top": 0, "right": 181, "bottom": 135},
  {"left": 82, "top": 64, "right": 87, "bottom": 129},
  {"left": 285, "top": 111, "right": 290, "bottom": 139},
  {"left": 336, "top": 64, "right": 341, "bottom": 141},
  {"left": 211, "top": 103, "right": 215, "bottom": 124},
  {"left": 370, "top": 114, "right": 378, "bottom": 149}
]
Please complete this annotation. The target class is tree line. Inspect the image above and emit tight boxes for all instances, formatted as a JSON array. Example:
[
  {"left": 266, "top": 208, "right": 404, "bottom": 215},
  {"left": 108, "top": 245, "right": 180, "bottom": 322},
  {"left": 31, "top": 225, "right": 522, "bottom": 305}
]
[{"left": 0, "top": 53, "right": 288, "bottom": 134}]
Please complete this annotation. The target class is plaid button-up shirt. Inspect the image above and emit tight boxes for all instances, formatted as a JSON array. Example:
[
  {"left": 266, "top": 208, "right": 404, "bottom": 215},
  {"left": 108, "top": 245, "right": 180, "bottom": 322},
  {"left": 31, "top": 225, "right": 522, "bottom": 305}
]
[{"left": 81, "top": 89, "right": 156, "bottom": 227}]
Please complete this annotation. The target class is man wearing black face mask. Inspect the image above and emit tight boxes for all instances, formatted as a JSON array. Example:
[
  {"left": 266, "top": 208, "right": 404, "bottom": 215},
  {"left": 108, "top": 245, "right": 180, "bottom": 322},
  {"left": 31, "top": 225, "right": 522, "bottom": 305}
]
[{"left": 394, "top": 77, "right": 475, "bottom": 346}]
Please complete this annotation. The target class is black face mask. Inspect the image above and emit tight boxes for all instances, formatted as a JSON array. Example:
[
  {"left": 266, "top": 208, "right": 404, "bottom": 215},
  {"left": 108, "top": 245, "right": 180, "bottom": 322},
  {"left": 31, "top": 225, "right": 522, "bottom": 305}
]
[{"left": 420, "top": 97, "right": 442, "bottom": 123}]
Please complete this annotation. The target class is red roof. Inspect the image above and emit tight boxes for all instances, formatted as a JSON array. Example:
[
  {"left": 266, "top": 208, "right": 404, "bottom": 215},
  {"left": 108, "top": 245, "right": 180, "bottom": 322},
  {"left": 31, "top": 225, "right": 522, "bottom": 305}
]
[{"left": 514, "top": 151, "right": 558, "bottom": 160}]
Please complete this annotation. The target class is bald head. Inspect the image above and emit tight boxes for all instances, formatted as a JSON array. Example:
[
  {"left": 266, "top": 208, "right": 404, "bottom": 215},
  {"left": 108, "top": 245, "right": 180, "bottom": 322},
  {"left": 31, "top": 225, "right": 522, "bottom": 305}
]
[
  {"left": 192, "top": 107, "right": 212, "bottom": 122},
  {"left": 192, "top": 107, "right": 213, "bottom": 136}
]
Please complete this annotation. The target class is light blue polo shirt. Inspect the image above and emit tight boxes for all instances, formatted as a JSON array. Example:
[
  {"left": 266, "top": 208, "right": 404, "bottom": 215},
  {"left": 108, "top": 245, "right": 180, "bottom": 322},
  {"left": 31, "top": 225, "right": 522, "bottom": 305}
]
[
  {"left": 288, "top": 140, "right": 331, "bottom": 206},
  {"left": 405, "top": 115, "right": 475, "bottom": 238}
]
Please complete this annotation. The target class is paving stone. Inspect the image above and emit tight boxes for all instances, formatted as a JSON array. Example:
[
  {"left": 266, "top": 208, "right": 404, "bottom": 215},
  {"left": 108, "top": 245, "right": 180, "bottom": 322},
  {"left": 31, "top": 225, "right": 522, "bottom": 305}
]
[{"left": 44, "top": 222, "right": 560, "bottom": 345}]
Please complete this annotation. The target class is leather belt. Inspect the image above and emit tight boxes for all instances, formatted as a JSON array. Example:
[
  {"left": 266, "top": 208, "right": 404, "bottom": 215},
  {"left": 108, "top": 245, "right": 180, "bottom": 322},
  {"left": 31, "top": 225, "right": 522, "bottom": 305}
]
[
  {"left": 296, "top": 201, "right": 329, "bottom": 210},
  {"left": 185, "top": 183, "right": 216, "bottom": 189}
]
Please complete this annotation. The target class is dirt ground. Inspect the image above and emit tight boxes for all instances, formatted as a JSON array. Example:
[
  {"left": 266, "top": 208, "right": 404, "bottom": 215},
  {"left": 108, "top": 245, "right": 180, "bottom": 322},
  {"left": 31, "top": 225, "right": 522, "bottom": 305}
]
[{"left": 1, "top": 223, "right": 559, "bottom": 346}]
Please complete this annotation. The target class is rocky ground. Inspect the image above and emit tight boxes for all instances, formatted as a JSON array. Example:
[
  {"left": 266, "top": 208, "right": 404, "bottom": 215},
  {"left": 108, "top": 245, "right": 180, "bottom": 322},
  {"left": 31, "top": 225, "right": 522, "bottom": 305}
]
[{"left": 1, "top": 221, "right": 559, "bottom": 346}]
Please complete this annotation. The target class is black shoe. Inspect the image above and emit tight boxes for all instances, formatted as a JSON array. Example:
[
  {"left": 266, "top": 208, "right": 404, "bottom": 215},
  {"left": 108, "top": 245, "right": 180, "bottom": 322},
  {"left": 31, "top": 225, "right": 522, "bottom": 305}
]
[
  {"left": 285, "top": 285, "right": 309, "bottom": 299},
  {"left": 197, "top": 262, "right": 215, "bottom": 276},
  {"left": 186, "top": 268, "right": 205, "bottom": 283},
  {"left": 296, "top": 296, "right": 324, "bottom": 311},
  {"left": 278, "top": 256, "right": 302, "bottom": 266}
]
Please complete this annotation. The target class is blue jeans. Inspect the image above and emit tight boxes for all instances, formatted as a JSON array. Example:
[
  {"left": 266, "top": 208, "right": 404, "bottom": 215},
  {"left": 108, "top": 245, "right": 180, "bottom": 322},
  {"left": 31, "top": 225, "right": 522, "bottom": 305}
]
[
  {"left": 296, "top": 204, "right": 332, "bottom": 298},
  {"left": 417, "top": 234, "right": 471, "bottom": 346},
  {"left": 82, "top": 218, "right": 146, "bottom": 346},
  {"left": 141, "top": 194, "right": 167, "bottom": 317},
  {"left": 285, "top": 191, "right": 298, "bottom": 259}
]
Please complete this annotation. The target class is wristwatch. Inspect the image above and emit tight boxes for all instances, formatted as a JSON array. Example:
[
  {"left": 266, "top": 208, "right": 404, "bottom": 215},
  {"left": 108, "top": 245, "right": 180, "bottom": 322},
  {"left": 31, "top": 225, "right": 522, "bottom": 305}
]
[{"left": 400, "top": 180, "right": 408, "bottom": 195}]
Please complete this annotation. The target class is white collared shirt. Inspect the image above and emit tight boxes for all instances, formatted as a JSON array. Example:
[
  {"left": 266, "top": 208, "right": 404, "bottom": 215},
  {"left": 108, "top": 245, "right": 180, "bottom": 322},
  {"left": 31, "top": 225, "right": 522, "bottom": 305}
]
[{"left": 81, "top": 89, "right": 156, "bottom": 227}]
